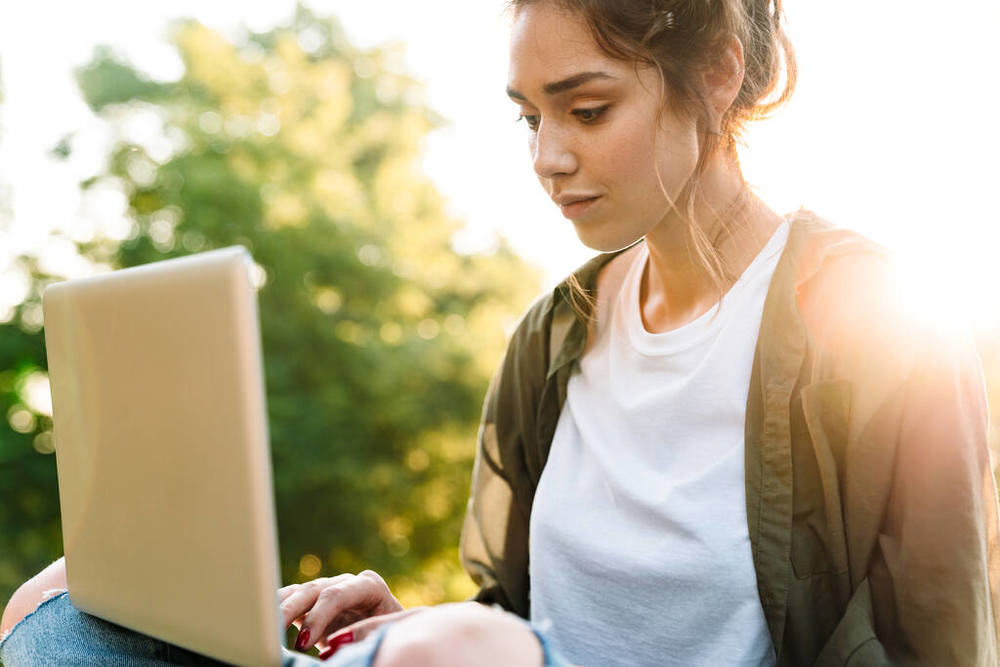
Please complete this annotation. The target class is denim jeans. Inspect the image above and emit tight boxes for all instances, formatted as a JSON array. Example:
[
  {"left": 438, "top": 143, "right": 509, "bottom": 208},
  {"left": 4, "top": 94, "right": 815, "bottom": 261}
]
[
  {"left": 0, "top": 592, "right": 571, "bottom": 666},
  {"left": 0, "top": 591, "right": 384, "bottom": 666}
]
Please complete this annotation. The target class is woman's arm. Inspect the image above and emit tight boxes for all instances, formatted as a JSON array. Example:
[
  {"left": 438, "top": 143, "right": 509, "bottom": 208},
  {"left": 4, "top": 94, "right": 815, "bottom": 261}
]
[
  {"left": 874, "top": 336, "right": 998, "bottom": 662},
  {"left": 459, "top": 294, "right": 557, "bottom": 618},
  {"left": 372, "top": 602, "right": 545, "bottom": 667},
  {"left": 816, "top": 331, "right": 1000, "bottom": 665}
]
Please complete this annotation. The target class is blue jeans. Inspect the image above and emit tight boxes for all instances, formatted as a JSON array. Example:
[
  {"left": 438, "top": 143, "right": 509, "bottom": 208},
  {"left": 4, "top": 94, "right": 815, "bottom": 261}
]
[
  {"left": 0, "top": 592, "right": 329, "bottom": 665},
  {"left": 0, "top": 592, "right": 571, "bottom": 666}
]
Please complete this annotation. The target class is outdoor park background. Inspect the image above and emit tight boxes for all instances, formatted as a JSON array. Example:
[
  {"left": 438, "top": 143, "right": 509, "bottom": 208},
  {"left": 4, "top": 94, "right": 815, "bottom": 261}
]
[{"left": 1, "top": 0, "right": 999, "bottom": 629}]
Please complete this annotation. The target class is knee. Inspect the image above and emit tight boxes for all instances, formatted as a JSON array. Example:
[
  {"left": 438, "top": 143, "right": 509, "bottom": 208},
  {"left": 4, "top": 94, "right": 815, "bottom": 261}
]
[
  {"left": 1, "top": 558, "right": 67, "bottom": 638},
  {"left": 374, "top": 602, "right": 542, "bottom": 667}
]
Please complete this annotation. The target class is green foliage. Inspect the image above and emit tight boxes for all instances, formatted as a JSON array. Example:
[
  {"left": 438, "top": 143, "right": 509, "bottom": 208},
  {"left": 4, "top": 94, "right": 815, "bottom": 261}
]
[
  {"left": 1, "top": 74, "right": 65, "bottom": 609},
  {"left": 0, "top": 5, "right": 540, "bottom": 611},
  {"left": 75, "top": 46, "right": 168, "bottom": 112}
]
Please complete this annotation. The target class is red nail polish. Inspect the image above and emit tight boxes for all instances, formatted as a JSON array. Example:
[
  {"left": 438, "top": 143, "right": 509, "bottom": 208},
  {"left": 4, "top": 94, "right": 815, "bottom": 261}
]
[
  {"left": 331, "top": 631, "right": 355, "bottom": 647},
  {"left": 294, "top": 627, "right": 311, "bottom": 651},
  {"left": 319, "top": 631, "right": 355, "bottom": 660}
]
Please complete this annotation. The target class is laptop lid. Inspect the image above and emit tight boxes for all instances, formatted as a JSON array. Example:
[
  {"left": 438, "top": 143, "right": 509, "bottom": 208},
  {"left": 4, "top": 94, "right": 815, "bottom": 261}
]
[{"left": 42, "top": 247, "right": 284, "bottom": 667}]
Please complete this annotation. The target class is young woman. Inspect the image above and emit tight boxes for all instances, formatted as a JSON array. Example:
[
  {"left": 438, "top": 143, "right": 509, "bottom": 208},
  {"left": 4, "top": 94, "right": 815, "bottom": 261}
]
[{"left": 4, "top": 1, "right": 998, "bottom": 665}]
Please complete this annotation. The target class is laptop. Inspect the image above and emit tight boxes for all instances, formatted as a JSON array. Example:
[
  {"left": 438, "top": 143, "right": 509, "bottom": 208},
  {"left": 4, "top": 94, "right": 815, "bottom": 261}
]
[{"left": 42, "top": 247, "right": 285, "bottom": 667}]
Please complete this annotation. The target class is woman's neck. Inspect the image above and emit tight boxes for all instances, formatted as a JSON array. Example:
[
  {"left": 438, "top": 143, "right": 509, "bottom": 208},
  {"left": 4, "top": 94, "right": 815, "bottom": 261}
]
[{"left": 639, "top": 154, "right": 784, "bottom": 333}]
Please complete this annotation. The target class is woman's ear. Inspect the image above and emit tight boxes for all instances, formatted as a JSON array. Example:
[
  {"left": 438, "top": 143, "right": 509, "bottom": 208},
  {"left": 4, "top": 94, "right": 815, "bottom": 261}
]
[{"left": 702, "top": 34, "right": 745, "bottom": 130}]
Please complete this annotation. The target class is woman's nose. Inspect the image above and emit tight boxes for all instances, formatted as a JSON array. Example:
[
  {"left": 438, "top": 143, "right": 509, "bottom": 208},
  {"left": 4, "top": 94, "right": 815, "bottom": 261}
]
[{"left": 531, "top": 121, "right": 577, "bottom": 179}]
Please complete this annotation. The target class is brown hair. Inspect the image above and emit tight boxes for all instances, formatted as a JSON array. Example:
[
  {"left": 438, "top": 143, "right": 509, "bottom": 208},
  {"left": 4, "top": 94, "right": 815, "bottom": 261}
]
[{"left": 510, "top": 0, "right": 797, "bottom": 315}]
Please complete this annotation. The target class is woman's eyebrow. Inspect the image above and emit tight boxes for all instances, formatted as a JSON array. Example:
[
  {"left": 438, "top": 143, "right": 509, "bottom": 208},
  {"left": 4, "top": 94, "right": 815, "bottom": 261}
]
[{"left": 506, "top": 71, "right": 616, "bottom": 101}]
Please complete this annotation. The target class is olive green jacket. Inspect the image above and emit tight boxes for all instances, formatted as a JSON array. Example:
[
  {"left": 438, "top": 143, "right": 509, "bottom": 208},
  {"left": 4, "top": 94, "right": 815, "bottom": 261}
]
[{"left": 460, "top": 211, "right": 1000, "bottom": 665}]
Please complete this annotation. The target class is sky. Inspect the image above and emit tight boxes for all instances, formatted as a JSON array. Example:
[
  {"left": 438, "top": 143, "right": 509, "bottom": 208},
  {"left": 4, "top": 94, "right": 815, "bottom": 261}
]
[{"left": 1, "top": 1, "right": 999, "bottom": 331}]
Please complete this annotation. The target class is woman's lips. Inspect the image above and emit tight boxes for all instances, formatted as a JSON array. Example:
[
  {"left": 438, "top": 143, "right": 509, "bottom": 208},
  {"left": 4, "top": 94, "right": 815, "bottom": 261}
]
[{"left": 559, "top": 196, "right": 600, "bottom": 219}]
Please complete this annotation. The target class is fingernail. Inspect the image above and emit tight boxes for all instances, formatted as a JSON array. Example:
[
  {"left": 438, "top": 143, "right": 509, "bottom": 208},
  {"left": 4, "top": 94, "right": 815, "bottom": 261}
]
[
  {"left": 318, "top": 631, "right": 354, "bottom": 659},
  {"left": 294, "top": 627, "right": 311, "bottom": 651}
]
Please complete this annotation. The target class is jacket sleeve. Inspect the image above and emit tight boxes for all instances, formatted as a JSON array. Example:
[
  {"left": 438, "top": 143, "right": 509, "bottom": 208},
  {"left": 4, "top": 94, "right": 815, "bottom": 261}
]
[
  {"left": 816, "top": 328, "right": 1000, "bottom": 665},
  {"left": 459, "top": 297, "right": 553, "bottom": 619}
]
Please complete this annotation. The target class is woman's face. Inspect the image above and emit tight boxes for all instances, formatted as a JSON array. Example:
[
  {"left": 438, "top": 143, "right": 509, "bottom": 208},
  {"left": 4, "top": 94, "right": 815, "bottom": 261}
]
[{"left": 507, "top": 2, "right": 701, "bottom": 252}]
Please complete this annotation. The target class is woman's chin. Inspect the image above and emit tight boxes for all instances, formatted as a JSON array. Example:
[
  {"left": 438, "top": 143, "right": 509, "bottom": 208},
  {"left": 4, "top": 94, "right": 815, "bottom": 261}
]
[{"left": 572, "top": 224, "right": 643, "bottom": 254}]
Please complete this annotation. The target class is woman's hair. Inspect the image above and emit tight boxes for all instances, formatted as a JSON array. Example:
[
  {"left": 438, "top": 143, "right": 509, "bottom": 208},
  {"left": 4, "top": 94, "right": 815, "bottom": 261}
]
[{"left": 509, "top": 0, "right": 797, "bottom": 315}]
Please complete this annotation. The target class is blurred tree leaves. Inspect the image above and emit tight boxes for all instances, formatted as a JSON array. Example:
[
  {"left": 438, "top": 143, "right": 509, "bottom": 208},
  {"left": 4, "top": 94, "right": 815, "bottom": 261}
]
[
  {"left": 0, "top": 5, "right": 540, "bottom": 610},
  {"left": 75, "top": 46, "right": 169, "bottom": 112}
]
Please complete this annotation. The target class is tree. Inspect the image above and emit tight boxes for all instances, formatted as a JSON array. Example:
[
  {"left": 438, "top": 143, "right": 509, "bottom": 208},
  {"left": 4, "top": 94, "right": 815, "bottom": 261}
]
[
  {"left": 1, "top": 59, "right": 71, "bottom": 613},
  {"left": 0, "top": 5, "right": 541, "bottom": 613}
]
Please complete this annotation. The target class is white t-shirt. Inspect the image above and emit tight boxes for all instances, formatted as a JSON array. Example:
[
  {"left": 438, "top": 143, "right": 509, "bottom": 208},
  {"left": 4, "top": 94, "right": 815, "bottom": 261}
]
[{"left": 529, "top": 222, "right": 790, "bottom": 666}]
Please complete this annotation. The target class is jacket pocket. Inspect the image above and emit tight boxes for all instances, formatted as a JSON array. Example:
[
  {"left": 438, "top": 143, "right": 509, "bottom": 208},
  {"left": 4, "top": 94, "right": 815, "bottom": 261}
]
[
  {"left": 792, "top": 379, "right": 851, "bottom": 578},
  {"left": 812, "top": 578, "right": 891, "bottom": 666}
]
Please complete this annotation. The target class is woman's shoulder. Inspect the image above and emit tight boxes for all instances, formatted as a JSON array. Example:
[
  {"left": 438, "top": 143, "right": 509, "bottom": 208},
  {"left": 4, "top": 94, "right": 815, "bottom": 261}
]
[
  {"left": 785, "top": 208, "right": 888, "bottom": 269},
  {"left": 780, "top": 208, "right": 893, "bottom": 302},
  {"left": 498, "top": 245, "right": 637, "bottom": 385},
  {"left": 508, "top": 247, "right": 633, "bottom": 340},
  {"left": 782, "top": 209, "right": 977, "bottom": 384}
]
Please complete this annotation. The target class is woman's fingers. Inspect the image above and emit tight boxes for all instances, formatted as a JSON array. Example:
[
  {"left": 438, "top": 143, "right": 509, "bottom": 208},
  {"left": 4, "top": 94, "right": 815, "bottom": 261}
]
[
  {"left": 279, "top": 574, "right": 352, "bottom": 629},
  {"left": 277, "top": 586, "right": 307, "bottom": 632},
  {"left": 295, "top": 571, "right": 403, "bottom": 651},
  {"left": 319, "top": 608, "right": 426, "bottom": 661},
  {"left": 278, "top": 583, "right": 302, "bottom": 604}
]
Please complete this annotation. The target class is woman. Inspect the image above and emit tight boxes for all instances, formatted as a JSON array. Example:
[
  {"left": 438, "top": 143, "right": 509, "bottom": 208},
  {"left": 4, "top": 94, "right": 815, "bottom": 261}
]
[{"left": 3, "top": 0, "right": 998, "bottom": 665}]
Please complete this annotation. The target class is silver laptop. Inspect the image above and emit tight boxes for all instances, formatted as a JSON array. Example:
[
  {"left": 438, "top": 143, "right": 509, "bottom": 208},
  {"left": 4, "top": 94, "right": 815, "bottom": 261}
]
[{"left": 42, "top": 247, "right": 284, "bottom": 667}]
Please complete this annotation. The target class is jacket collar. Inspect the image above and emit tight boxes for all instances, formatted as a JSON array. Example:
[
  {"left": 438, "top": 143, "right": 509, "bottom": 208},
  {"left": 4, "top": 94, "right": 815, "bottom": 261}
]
[{"left": 545, "top": 209, "right": 873, "bottom": 378}]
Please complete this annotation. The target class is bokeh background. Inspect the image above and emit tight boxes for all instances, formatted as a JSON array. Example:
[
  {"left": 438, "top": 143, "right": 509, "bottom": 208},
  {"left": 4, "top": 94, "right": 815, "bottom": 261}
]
[{"left": 1, "top": 0, "right": 998, "bottom": 631}]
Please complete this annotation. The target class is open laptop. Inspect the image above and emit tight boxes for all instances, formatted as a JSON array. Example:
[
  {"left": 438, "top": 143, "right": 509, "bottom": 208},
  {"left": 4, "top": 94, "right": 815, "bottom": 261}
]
[{"left": 42, "top": 247, "right": 285, "bottom": 666}]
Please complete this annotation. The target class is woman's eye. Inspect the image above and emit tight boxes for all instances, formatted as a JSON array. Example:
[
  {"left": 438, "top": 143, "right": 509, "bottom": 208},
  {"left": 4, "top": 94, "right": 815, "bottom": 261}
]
[
  {"left": 572, "top": 105, "right": 609, "bottom": 123},
  {"left": 517, "top": 113, "right": 540, "bottom": 131},
  {"left": 515, "top": 106, "right": 606, "bottom": 131}
]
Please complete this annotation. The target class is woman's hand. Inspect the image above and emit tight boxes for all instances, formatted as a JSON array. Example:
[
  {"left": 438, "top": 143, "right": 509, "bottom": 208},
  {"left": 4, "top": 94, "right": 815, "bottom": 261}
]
[
  {"left": 318, "top": 606, "right": 425, "bottom": 660},
  {"left": 279, "top": 570, "right": 403, "bottom": 653}
]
